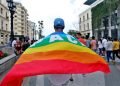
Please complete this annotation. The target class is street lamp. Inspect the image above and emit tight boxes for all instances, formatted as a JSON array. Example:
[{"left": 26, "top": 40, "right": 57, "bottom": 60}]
[
  {"left": 38, "top": 21, "right": 43, "bottom": 39},
  {"left": 32, "top": 23, "right": 36, "bottom": 41},
  {"left": 6, "top": 0, "right": 16, "bottom": 45}
]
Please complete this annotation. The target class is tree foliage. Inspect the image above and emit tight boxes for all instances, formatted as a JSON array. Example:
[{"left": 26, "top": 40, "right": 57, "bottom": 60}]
[
  {"left": 67, "top": 30, "right": 78, "bottom": 37},
  {"left": 92, "top": 0, "right": 120, "bottom": 29}
]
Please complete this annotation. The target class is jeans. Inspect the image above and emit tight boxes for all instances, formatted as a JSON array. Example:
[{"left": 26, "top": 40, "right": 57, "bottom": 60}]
[
  {"left": 99, "top": 48, "right": 103, "bottom": 55},
  {"left": 106, "top": 51, "right": 112, "bottom": 62},
  {"left": 113, "top": 50, "right": 120, "bottom": 60}
]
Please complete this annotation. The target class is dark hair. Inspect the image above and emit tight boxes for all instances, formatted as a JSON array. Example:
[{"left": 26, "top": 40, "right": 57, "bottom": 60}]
[
  {"left": 107, "top": 37, "right": 111, "bottom": 41},
  {"left": 114, "top": 38, "right": 117, "bottom": 41},
  {"left": 76, "top": 32, "right": 81, "bottom": 36},
  {"left": 86, "top": 35, "right": 89, "bottom": 39},
  {"left": 92, "top": 36, "right": 95, "bottom": 39},
  {"left": 99, "top": 39, "right": 102, "bottom": 43},
  {"left": 14, "top": 38, "right": 16, "bottom": 40}
]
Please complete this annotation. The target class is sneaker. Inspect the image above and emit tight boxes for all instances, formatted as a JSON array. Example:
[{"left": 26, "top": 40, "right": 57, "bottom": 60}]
[{"left": 112, "top": 60, "right": 116, "bottom": 65}]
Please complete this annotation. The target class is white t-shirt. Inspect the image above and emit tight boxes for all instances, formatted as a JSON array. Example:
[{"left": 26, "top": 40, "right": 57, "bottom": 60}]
[
  {"left": 47, "top": 74, "right": 71, "bottom": 86},
  {"left": 106, "top": 41, "right": 113, "bottom": 51},
  {"left": 98, "top": 41, "right": 103, "bottom": 48},
  {"left": 12, "top": 40, "right": 16, "bottom": 47},
  {"left": 102, "top": 39, "right": 107, "bottom": 48}
]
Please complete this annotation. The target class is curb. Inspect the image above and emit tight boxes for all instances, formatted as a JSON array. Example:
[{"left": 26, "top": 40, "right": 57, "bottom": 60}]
[{"left": 0, "top": 54, "right": 17, "bottom": 74}]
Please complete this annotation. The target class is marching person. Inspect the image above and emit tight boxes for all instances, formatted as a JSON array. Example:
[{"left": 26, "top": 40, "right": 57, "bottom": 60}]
[
  {"left": 112, "top": 38, "right": 120, "bottom": 64},
  {"left": 106, "top": 37, "right": 113, "bottom": 63}
]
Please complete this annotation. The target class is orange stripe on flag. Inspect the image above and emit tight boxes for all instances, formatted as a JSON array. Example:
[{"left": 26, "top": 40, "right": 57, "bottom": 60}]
[{"left": 16, "top": 50, "right": 107, "bottom": 64}]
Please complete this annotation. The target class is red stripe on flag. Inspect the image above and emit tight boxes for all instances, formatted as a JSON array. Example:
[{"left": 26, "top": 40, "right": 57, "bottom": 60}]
[{"left": 1, "top": 60, "right": 110, "bottom": 86}]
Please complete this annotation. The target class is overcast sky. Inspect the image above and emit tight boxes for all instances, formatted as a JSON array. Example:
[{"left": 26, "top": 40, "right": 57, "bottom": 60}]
[{"left": 13, "top": 0, "right": 89, "bottom": 36}]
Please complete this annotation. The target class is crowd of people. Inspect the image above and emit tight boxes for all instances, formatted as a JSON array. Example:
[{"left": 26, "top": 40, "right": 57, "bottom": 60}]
[
  {"left": 75, "top": 32, "right": 120, "bottom": 64},
  {"left": 12, "top": 38, "right": 37, "bottom": 55},
  {"left": 12, "top": 33, "right": 120, "bottom": 64}
]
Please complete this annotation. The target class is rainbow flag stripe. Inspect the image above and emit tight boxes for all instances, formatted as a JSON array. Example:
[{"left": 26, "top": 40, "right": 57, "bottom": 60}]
[{"left": 0, "top": 32, "right": 110, "bottom": 86}]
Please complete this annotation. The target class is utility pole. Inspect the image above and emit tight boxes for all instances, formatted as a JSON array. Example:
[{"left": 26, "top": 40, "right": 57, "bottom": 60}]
[
  {"left": 6, "top": 0, "right": 16, "bottom": 46},
  {"left": 38, "top": 21, "right": 44, "bottom": 39}
]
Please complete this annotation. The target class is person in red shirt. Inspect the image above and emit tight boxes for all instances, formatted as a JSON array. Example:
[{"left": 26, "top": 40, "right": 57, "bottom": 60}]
[{"left": 76, "top": 32, "right": 86, "bottom": 45}]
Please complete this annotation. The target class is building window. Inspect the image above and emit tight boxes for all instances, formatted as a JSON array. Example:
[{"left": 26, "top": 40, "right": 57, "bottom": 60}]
[
  {"left": 84, "top": 24, "right": 85, "bottom": 30},
  {"left": 87, "top": 13, "right": 89, "bottom": 20},
  {"left": 21, "top": 23, "right": 24, "bottom": 25},
  {"left": 15, "top": 32, "right": 17, "bottom": 35},
  {"left": 80, "top": 18, "right": 81, "bottom": 23},
  {"left": 79, "top": 25, "right": 81, "bottom": 31},
  {"left": 1, "top": 20, "right": 3, "bottom": 30},
  {"left": 21, "top": 15, "right": 24, "bottom": 17},
  {"left": 6, "top": 12, "right": 9, "bottom": 19},
  {"left": 21, "top": 11, "right": 24, "bottom": 14},
  {"left": 1, "top": 33, "right": 4, "bottom": 38},
  {"left": 21, "top": 19, "right": 24, "bottom": 21},
  {"left": 14, "top": 15, "right": 17, "bottom": 17},
  {"left": 14, "top": 19, "right": 17, "bottom": 21},
  {"left": 6, "top": 24, "right": 8, "bottom": 30},
  {"left": 83, "top": 16, "right": 85, "bottom": 21},
  {"left": 1, "top": 8, "right": 3, "bottom": 14},
  {"left": 87, "top": 23, "right": 89, "bottom": 30}
]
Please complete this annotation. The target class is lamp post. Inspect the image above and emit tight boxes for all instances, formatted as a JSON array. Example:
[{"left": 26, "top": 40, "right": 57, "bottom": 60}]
[
  {"left": 32, "top": 23, "right": 36, "bottom": 41},
  {"left": 38, "top": 21, "right": 43, "bottom": 39},
  {"left": 6, "top": 0, "right": 16, "bottom": 45}
]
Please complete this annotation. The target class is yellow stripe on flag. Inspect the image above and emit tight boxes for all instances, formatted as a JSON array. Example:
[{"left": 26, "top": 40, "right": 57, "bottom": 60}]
[{"left": 24, "top": 42, "right": 96, "bottom": 55}]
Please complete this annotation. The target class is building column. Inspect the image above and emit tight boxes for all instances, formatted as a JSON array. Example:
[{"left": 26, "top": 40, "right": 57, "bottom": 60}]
[
  {"left": 108, "top": 16, "right": 112, "bottom": 37},
  {"left": 101, "top": 30, "right": 104, "bottom": 38},
  {"left": 0, "top": 31, "right": 1, "bottom": 45}
]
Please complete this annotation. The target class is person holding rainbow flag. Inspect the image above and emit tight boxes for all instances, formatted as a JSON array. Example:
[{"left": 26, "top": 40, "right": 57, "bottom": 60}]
[{"left": 0, "top": 18, "right": 110, "bottom": 86}]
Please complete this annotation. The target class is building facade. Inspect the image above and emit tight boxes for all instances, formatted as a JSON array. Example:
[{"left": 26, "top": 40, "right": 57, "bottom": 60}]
[
  {"left": 28, "top": 20, "right": 36, "bottom": 40},
  {"left": 91, "top": 0, "right": 120, "bottom": 39},
  {"left": 0, "top": 0, "right": 10, "bottom": 45},
  {"left": 13, "top": 2, "right": 28, "bottom": 39},
  {"left": 79, "top": 8, "right": 92, "bottom": 37}
]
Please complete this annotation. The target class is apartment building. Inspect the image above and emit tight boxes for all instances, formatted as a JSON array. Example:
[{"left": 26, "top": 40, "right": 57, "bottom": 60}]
[
  {"left": 0, "top": 0, "right": 10, "bottom": 45},
  {"left": 84, "top": 0, "right": 120, "bottom": 39},
  {"left": 28, "top": 20, "right": 35, "bottom": 40},
  {"left": 79, "top": 0, "right": 104, "bottom": 37},
  {"left": 13, "top": 2, "right": 28, "bottom": 39},
  {"left": 79, "top": 8, "right": 92, "bottom": 37}
]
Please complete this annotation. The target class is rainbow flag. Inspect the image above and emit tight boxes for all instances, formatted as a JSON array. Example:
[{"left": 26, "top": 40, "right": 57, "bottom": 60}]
[{"left": 0, "top": 32, "right": 110, "bottom": 86}]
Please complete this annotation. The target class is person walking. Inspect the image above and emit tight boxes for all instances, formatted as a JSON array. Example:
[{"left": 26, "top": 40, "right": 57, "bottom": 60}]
[
  {"left": 98, "top": 38, "right": 103, "bottom": 55},
  {"left": 112, "top": 38, "right": 120, "bottom": 64},
  {"left": 102, "top": 37, "right": 107, "bottom": 56},
  {"left": 86, "top": 36, "right": 91, "bottom": 48},
  {"left": 22, "top": 40, "right": 30, "bottom": 52},
  {"left": 15, "top": 39, "right": 22, "bottom": 55},
  {"left": 76, "top": 32, "right": 86, "bottom": 45},
  {"left": 106, "top": 37, "right": 113, "bottom": 63},
  {"left": 12, "top": 38, "right": 17, "bottom": 54},
  {"left": 90, "top": 36, "right": 97, "bottom": 52}
]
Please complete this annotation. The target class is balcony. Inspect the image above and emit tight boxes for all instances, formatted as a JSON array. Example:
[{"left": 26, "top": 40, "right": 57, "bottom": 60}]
[{"left": 84, "top": 0, "right": 97, "bottom": 5}]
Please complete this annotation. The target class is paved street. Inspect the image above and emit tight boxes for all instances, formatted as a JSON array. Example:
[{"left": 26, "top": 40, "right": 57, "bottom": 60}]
[{"left": 22, "top": 62, "right": 120, "bottom": 86}]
